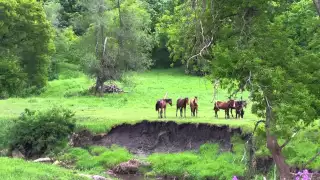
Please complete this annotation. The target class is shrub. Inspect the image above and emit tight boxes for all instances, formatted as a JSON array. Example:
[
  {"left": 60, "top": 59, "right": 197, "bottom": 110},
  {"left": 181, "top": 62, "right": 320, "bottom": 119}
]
[{"left": 7, "top": 108, "right": 76, "bottom": 158}]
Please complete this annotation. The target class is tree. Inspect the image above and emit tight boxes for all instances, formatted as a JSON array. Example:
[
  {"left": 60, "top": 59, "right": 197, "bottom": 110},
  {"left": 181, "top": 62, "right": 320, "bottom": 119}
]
[
  {"left": 75, "top": 0, "right": 154, "bottom": 94},
  {"left": 210, "top": 0, "right": 320, "bottom": 178},
  {"left": 0, "top": 0, "right": 54, "bottom": 94}
]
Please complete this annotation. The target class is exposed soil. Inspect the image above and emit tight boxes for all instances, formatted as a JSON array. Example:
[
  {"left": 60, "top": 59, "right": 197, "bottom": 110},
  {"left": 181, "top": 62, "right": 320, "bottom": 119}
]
[{"left": 72, "top": 120, "right": 245, "bottom": 155}]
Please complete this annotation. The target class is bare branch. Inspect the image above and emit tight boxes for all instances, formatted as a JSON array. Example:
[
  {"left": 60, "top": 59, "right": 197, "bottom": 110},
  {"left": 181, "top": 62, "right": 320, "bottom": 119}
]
[
  {"left": 303, "top": 151, "right": 320, "bottom": 168},
  {"left": 200, "top": 20, "right": 205, "bottom": 43},
  {"left": 280, "top": 131, "right": 298, "bottom": 150},
  {"left": 103, "top": 36, "right": 108, "bottom": 57},
  {"left": 186, "top": 36, "right": 213, "bottom": 69}
]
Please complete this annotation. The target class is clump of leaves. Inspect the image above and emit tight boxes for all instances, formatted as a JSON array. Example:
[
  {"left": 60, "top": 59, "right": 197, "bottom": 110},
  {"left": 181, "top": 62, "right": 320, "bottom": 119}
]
[{"left": 7, "top": 107, "right": 76, "bottom": 158}]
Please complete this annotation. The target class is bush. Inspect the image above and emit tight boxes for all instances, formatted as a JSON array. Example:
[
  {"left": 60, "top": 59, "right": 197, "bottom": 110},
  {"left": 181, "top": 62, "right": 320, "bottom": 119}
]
[{"left": 7, "top": 108, "right": 76, "bottom": 158}]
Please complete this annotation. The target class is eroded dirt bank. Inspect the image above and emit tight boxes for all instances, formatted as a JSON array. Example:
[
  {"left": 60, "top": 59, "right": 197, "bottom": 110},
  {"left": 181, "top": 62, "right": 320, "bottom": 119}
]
[{"left": 71, "top": 120, "right": 246, "bottom": 155}]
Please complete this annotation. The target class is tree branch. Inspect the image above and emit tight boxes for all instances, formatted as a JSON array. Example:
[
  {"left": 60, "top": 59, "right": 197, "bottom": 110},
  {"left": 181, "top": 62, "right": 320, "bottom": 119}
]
[
  {"left": 303, "top": 151, "right": 320, "bottom": 168},
  {"left": 313, "top": 0, "right": 320, "bottom": 16},
  {"left": 103, "top": 36, "right": 108, "bottom": 57},
  {"left": 279, "top": 131, "right": 299, "bottom": 150}
]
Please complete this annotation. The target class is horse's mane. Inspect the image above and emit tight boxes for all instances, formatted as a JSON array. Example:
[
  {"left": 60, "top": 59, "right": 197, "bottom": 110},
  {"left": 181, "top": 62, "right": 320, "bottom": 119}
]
[{"left": 165, "top": 98, "right": 172, "bottom": 102}]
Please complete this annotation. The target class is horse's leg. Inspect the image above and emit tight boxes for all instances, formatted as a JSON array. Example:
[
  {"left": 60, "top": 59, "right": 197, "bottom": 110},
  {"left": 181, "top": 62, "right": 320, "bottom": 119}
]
[
  {"left": 196, "top": 108, "right": 198, "bottom": 117},
  {"left": 164, "top": 108, "right": 166, "bottom": 118},
  {"left": 176, "top": 107, "right": 178, "bottom": 117},
  {"left": 180, "top": 108, "right": 183, "bottom": 117}
]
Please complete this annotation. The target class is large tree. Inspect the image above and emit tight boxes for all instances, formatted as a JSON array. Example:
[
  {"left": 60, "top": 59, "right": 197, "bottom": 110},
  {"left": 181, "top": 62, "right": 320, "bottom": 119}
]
[
  {"left": 0, "top": 0, "right": 54, "bottom": 96},
  {"left": 73, "top": 0, "right": 154, "bottom": 94},
  {"left": 210, "top": 0, "right": 320, "bottom": 178}
]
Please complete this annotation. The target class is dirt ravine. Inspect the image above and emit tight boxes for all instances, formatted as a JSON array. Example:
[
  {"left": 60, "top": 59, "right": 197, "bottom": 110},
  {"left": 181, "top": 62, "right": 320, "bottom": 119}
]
[{"left": 72, "top": 120, "right": 247, "bottom": 155}]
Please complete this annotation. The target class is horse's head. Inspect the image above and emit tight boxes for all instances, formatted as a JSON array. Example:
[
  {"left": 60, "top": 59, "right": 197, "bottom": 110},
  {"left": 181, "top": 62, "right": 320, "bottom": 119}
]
[
  {"left": 242, "top": 101, "right": 247, "bottom": 108},
  {"left": 185, "top": 97, "right": 189, "bottom": 105},
  {"left": 166, "top": 99, "right": 173, "bottom": 106}
]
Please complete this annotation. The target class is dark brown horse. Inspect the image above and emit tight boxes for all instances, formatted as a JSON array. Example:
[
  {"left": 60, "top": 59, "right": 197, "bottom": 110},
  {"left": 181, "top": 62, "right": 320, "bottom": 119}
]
[
  {"left": 156, "top": 99, "right": 172, "bottom": 118},
  {"left": 214, "top": 100, "right": 235, "bottom": 119},
  {"left": 235, "top": 100, "right": 247, "bottom": 119},
  {"left": 190, "top": 96, "right": 198, "bottom": 117},
  {"left": 176, "top": 97, "right": 189, "bottom": 118}
]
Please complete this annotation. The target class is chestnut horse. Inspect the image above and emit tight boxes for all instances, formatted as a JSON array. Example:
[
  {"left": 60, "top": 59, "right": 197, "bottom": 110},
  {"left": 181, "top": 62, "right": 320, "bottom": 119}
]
[
  {"left": 156, "top": 99, "right": 172, "bottom": 118},
  {"left": 214, "top": 100, "right": 235, "bottom": 119},
  {"left": 176, "top": 97, "right": 189, "bottom": 118},
  {"left": 190, "top": 96, "right": 198, "bottom": 117}
]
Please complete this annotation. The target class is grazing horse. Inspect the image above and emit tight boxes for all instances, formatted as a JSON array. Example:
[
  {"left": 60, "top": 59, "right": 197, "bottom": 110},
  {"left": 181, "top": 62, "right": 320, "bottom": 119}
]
[
  {"left": 214, "top": 100, "right": 235, "bottom": 119},
  {"left": 190, "top": 96, "right": 198, "bottom": 117},
  {"left": 235, "top": 100, "right": 247, "bottom": 119},
  {"left": 176, "top": 97, "right": 189, "bottom": 118},
  {"left": 156, "top": 99, "right": 172, "bottom": 118}
]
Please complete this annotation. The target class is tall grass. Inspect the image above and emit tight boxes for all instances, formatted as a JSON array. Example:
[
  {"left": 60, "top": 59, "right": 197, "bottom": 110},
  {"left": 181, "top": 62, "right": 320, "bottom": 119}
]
[{"left": 148, "top": 143, "right": 245, "bottom": 180}]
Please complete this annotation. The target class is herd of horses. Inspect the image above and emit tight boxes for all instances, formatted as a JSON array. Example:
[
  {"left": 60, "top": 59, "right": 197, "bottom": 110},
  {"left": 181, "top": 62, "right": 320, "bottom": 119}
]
[{"left": 155, "top": 96, "right": 247, "bottom": 119}]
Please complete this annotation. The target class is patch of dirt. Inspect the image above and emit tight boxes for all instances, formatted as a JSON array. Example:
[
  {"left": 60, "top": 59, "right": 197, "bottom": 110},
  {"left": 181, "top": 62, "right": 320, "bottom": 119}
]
[{"left": 87, "top": 120, "right": 245, "bottom": 155}]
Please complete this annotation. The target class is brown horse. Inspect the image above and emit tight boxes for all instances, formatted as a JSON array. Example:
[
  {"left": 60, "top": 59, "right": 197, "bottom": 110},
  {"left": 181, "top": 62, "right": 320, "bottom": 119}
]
[
  {"left": 214, "top": 100, "right": 235, "bottom": 119},
  {"left": 190, "top": 96, "right": 198, "bottom": 117},
  {"left": 176, "top": 97, "right": 189, "bottom": 118},
  {"left": 156, "top": 99, "right": 172, "bottom": 118},
  {"left": 235, "top": 100, "right": 247, "bottom": 119}
]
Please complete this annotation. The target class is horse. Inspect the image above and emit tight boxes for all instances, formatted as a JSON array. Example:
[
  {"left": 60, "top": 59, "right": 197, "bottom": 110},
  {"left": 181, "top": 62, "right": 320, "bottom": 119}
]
[
  {"left": 235, "top": 100, "right": 247, "bottom": 119},
  {"left": 155, "top": 99, "right": 172, "bottom": 118},
  {"left": 190, "top": 96, "right": 198, "bottom": 117},
  {"left": 176, "top": 97, "right": 189, "bottom": 118},
  {"left": 213, "top": 100, "right": 235, "bottom": 119}
]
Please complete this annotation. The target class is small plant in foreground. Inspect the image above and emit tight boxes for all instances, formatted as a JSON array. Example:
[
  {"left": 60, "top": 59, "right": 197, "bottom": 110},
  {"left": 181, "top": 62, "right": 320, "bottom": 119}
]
[
  {"left": 232, "top": 169, "right": 312, "bottom": 180},
  {"left": 295, "top": 169, "right": 311, "bottom": 180}
]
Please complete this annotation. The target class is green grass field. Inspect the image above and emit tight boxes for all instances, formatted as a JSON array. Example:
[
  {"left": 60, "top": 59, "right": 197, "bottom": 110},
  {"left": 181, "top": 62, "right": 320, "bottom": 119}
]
[
  {"left": 0, "top": 68, "right": 258, "bottom": 133},
  {"left": 0, "top": 157, "right": 89, "bottom": 180}
]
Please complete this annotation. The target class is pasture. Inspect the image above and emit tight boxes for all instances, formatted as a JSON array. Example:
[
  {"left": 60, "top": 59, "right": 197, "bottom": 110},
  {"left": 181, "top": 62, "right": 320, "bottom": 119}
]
[{"left": 0, "top": 68, "right": 258, "bottom": 133}]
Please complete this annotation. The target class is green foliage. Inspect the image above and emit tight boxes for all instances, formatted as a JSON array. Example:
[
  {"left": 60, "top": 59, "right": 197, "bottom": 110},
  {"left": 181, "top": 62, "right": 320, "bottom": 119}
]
[
  {"left": 0, "top": 0, "right": 55, "bottom": 95},
  {"left": 148, "top": 143, "right": 245, "bottom": 180},
  {"left": 0, "top": 157, "right": 89, "bottom": 180},
  {"left": 74, "top": 0, "right": 154, "bottom": 88},
  {"left": 0, "top": 56, "right": 26, "bottom": 98},
  {"left": 7, "top": 108, "right": 76, "bottom": 158},
  {"left": 58, "top": 145, "right": 132, "bottom": 172}
]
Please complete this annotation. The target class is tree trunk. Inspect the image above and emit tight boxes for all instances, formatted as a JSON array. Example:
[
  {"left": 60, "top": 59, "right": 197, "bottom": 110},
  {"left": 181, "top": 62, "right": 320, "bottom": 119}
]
[
  {"left": 266, "top": 135, "right": 291, "bottom": 180},
  {"left": 264, "top": 97, "right": 291, "bottom": 179},
  {"left": 313, "top": 0, "right": 320, "bottom": 16}
]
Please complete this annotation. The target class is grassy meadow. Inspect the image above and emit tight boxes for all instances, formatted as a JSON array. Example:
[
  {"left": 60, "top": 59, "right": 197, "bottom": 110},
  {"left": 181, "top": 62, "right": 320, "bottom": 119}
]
[
  {"left": 0, "top": 68, "right": 258, "bottom": 133},
  {"left": 0, "top": 68, "right": 319, "bottom": 180}
]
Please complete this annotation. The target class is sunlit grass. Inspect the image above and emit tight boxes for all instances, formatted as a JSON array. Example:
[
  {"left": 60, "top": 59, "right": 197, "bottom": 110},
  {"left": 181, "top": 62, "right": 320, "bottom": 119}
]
[
  {"left": 0, "top": 157, "right": 89, "bottom": 180},
  {"left": 0, "top": 68, "right": 258, "bottom": 133}
]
